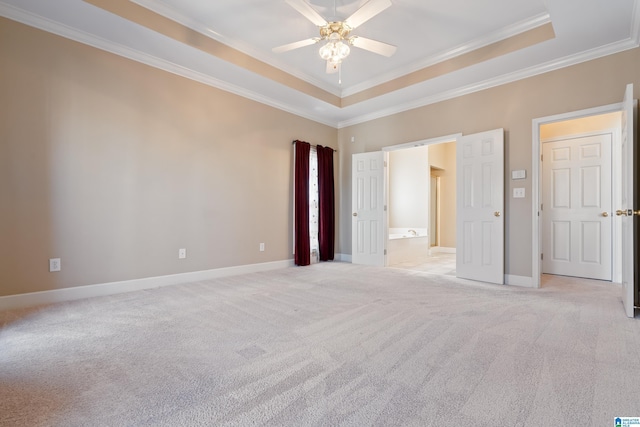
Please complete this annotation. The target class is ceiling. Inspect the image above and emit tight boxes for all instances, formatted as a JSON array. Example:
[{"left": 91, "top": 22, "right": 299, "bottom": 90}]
[{"left": 1, "top": 0, "right": 639, "bottom": 127}]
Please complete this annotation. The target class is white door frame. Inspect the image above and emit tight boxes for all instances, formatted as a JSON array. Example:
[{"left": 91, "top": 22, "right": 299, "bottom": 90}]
[{"left": 532, "top": 102, "right": 623, "bottom": 288}]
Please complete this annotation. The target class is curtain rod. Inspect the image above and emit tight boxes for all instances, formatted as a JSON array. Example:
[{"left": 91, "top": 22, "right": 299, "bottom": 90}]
[{"left": 292, "top": 140, "right": 337, "bottom": 152}]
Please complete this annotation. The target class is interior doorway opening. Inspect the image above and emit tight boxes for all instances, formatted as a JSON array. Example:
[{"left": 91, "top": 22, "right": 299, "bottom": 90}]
[
  {"left": 539, "top": 112, "right": 621, "bottom": 282},
  {"left": 533, "top": 105, "right": 626, "bottom": 288},
  {"left": 384, "top": 137, "right": 457, "bottom": 276}
]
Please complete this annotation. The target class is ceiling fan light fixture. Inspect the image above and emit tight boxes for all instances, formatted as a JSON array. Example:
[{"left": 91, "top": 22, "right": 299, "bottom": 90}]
[
  {"left": 318, "top": 39, "right": 350, "bottom": 62},
  {"left": 274, "top": 0, "right": 397, "bottom": 75}
]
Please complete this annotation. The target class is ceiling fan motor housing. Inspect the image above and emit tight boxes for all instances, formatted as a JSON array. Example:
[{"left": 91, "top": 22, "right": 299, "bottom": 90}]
[{"left": 320, "top": 22, "right": 352, "bottom": 40}]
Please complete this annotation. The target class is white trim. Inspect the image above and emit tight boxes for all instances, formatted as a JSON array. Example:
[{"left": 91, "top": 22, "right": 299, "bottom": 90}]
[
  {"left": 335, "top": 253, "right": 352, "bottom": 263},
  {"left": 382, "top": 133, "right": 462, "bottom": 151},
  {"left": 0, "top": 260, "right": 294, "bottom": 311},
  {"left": 430, "top": 246, "right": 457, "bottom": 254},
  {"left": 130, "top": 0, "right": 341, "bottom": 97},
  {"left": 0, "top": 2, "right": 339, "bottom": 128},
  {"left": 2, "top": 3, "right": 639, "bottom": 130},
  {"left": 505, "top": 274, "right": 535, "bottom": 288},
  {"left": 532, "top": 102, "right": 625, "bottom": 289},
  {"left": 343, "top": 12, "right": 552, "bottom": 97},
  {"left": 338, "top": 38, "right": 639, "bottom": 129}
]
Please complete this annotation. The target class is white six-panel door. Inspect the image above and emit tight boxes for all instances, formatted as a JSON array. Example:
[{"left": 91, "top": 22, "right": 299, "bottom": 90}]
[
  {"left": 541, "top": 134, "right": 613, "bottom": 280},
  {"left": 456, "top": 129, "right": 504, "bottom": 284},
  {"left": 352, "top": 152, "right": 385, "bottom": 266}
]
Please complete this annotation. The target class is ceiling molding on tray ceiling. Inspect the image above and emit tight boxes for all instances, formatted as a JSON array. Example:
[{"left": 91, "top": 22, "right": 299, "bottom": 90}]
[
  {"left": 1, "top": 1, "right": 639, "bottom": 130},
  {"left": 341, "top": 11, "right": 552, "bottom": 97},
  {"left": 130, "top": 0, "right": 342, "bottom": 97},
  {"left": 0, "top": 2, "right": 339, "bottom": 128},
  {"left": 337, "top": 36, "right": 640, "bottom": 128}
]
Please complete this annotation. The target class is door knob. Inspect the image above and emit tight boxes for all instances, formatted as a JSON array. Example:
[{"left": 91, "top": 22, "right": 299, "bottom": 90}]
[
  {"left": 616, "top": 209, "right": 628, "bottom": 216},
  {"left": 602, "top": 212, "right": 609, "bottom": 217},
  {"left": 634, "top": 210, "right": 640, "bottom": 216},
  {"left": 494, "top": 211, "right": 501, "bottom": 217},
  {"left": 352, "top": 212, "right": 358, "bottom": 217}
]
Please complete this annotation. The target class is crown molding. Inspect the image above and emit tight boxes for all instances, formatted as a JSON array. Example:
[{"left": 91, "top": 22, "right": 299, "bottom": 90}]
[
  {"left": 2, "top": 1, "right": 639, "bottom": 131},
  {"left": 0, "top": 2, "right": 339, "bottom": 128},
  {"left": 337, "top": 37, "right": 640, "bottom": 128},
  {"left": 341, "top": 11, "right": 552, "bottom": 97},
  {"left": 130, "top": 0, "right": 342, "bottom": 97}
]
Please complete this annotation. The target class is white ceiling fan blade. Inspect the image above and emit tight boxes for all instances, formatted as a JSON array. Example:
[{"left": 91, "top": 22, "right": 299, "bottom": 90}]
[
  {"left": 285, "top": 0, "right": 327, "bottom": 27},
  {"left": 344, "top": 0, "right": 392, "bottom": 29},
  {"left": 272, "top": 38, "right": 318, "bottom": 53},
  {"left": 326, "top": 61, "right": 340, "bottom": 74},
  {"left": 351, "top": 36, "right": 396, "bottom": 57}
]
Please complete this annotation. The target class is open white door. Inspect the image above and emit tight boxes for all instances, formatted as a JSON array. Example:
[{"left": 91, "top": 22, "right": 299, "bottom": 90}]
[
  {"left": 619, "top": 84, "right": 637, "bottom": 318},
  {"left": 352, "top": 152, "right": 385, "bottom": 266},
  {"left": 456, "top": 129, "right": 504, "bottom": 284}
]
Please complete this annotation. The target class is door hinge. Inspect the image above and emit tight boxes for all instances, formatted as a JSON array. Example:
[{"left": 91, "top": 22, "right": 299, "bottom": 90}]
[
  {"left": 541, "top": 253, "right": 544, "bottom": 260},
  {"left": 541, "top": 204, "right": 543, "bottom": 211},
  {"left": 541, "top": 154, "right": 543, "bottom": 161},
  {"left": 384, "top": 249, "right": 387, "bottom": 255},
  {"left": 384, "top": 205, "right": 387, "bottom": 211}
]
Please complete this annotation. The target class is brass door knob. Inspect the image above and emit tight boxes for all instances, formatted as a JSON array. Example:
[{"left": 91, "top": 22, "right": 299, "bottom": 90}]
[
  {"left": 352, "top": 212, "right": 358, "bottom": 217},
  {"left": 616, "top": 209, "right": 628, "bottom": 216},
  {"left": 602, "top": 212, "right": 609, "bottom": 217},
  {"left": 494, "top": 211, "right": 501, "bottom": 217},
  {"left": 634, "top": 210, "right": 640, "bottom": 216}
]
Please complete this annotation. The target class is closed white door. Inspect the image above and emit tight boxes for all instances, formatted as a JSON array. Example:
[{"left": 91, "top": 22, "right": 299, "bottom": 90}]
[
  {"left": 456, "top": 129, "right": 504, "bottom": 284},
  {"left": 541, "top": 133, "right": 613, "bottom": 280},
  {"left": 352, "top": 152, "right": 385, "bottom": 266},
  {"left": 620, "top": 84, "right": 637, "bottom": 318}
]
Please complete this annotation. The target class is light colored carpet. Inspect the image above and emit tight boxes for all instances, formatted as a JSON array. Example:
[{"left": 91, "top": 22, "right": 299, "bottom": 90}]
[{"left": 1, "top": 263, "right": 639, "bottom": 426}]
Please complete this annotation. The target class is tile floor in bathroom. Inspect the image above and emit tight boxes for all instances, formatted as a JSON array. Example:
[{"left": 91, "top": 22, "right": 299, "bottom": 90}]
[{"left": 388, "top": 252, "right": 456, "bottom": 276}]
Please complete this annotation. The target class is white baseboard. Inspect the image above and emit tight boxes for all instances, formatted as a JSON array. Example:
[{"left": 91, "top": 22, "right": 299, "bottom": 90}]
[
  {"left": 505, "top": 274, "right": 536, "bottom": 288},
  {"left": 335, "top": 253, "right": 352, "bottom": 263},
  {"left": 430, "top": 247, "right": 456, "bottom": 254},
  {"left": 0, "top": 259, "right": 294, "bottom": 312}
]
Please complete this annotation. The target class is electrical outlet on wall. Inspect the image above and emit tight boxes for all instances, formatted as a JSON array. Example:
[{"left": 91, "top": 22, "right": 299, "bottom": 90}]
[
  {"left": 178, "top": 248, "right": 187, "bottom": 259},
  {"left": 49, "top": 258, "right": 61, "bottom": 272},
  {"left": 259, "top": 243, "right": 265, "bottom": 252}
]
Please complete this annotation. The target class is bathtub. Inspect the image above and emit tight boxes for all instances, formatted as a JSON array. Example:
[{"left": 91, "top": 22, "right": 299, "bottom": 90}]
[
  {"left": 387, "top": 228, "right": 430, "bottom": 265},
  {"left": 388, "top": 228, "right": 428, "bottom": 239}
]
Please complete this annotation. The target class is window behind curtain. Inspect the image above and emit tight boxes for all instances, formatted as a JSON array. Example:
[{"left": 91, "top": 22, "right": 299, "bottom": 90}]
[{"left": 309, "top": 147, "right": 319, "bottom": 264}]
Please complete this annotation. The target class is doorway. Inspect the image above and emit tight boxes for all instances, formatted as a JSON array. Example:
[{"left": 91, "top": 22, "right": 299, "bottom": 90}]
[
  {"left": 533, "top": 108, "right": 624, "bottom": 286},
  {"left": 353, "top": 128, "right": 505, "bottom": 286},
  {"left": 384, "top": 138, "right": 457, "bottom": 275}
]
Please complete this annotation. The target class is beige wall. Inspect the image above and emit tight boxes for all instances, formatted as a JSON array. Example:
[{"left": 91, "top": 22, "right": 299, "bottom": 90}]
[
  {"left": 428, "top": 142, "right": 456, "bottom": 248},
  {"left": 3, "top": 16, "right": 640, "bottom": 297},
  {"left": 0, "top": 18, "right": 337, "bottom": 297},
  {"left": 540, "top": 111, "right": 621, "bottom": 140},
  {"left": 338, "top": 47, "right": 640, "bottom": 278}
]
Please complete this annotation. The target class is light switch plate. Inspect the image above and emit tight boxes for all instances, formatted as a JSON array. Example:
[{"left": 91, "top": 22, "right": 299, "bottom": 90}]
[
  {"left": 512, "top": 169, "right": 526, "bottom": 180},
  {"left": 513, "top": 188, "right": 525, "bottom": 198}
]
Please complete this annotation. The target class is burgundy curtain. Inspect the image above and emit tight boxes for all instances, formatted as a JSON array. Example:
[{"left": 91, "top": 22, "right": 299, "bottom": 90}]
[
  {"left": 294, "top": 140, "right": 311, "bottom": 266},
  {"left": 317, "top": 145, "right": 335, "bottom": 261}
]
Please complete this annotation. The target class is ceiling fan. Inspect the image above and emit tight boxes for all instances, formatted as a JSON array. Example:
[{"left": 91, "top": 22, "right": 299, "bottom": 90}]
[{"left": 273, "top": 0, "right": 397, "bottom": 75}]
